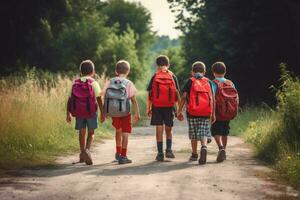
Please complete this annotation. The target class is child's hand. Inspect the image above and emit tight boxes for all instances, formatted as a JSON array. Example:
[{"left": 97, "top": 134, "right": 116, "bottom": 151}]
[
  {"left": 100, "top": 113, "right": 106, "bottom": 123},
  {"left": 177, "top": 112, "right": 184, "bottom": 121},
  {"left": 135, "top": 114, "right": 140, "bottom": 124},
  {"left": 147, "top": 109, "right": 152, "bottom": 118},
  {"left": 66, "top": 113, "right": 72, "bottom": 123},
  {"left": 211, "top": 114, "right": 216, "bottom": 124}
]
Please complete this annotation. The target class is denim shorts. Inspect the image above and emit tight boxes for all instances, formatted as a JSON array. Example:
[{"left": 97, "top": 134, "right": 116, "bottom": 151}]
[{"left": 75, "top": 113, "right": 98, "bottom": 130}]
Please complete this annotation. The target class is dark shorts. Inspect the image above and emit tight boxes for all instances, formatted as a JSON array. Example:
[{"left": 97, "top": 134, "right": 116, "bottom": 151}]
[
  {"left": 150, "top": 107, "right": 174, "bottom": 127},
  {"left": 75, "top": 113, "right": 98, "bottom": 130},
  {"left": 211, "top": 121, "right": 230, "bottom": 136}
]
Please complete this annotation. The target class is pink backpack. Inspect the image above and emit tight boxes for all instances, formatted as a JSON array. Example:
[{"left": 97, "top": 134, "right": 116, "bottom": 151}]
[{"left": 68, "top": 78, "right": 97, "bottom": 118}]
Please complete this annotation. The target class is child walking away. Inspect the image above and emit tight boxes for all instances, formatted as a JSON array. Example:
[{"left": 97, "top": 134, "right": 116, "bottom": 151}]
[
  {"left": 67, "top": 60, "right": 104, "bottom": 165},
  {"left": 211, "top": 62, "right": 239, "bottom": 162},
  {"left": 177, "top": 61, "right": 215, "bottom": 165},
  {"left": 147, "top": 55, "right": 181, "bottom": 162},
  {"left": 102, "top": 60, "right": 140, "bottom": 164}
]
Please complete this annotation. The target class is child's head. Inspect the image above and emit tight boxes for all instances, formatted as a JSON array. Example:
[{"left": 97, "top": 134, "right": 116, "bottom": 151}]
[
  {"left": 156, "top": 55, "right": 170, "bottom": 70},
  {"left": 211, "top": 61, "right": 226, "bottom": 77},
  {"left": 115, "top": 60, "right": 130, "bottom": 76},
  {"left": 192, "top": 61, "right": 206, "bottom": 75},
  {"left": 80, "top": 60, "right": 95, "bottom": 76}
]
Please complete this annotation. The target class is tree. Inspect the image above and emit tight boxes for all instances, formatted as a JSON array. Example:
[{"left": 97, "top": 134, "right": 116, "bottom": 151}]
[{"left": 168, "top": 0, "right": 300, "bottom": 105}]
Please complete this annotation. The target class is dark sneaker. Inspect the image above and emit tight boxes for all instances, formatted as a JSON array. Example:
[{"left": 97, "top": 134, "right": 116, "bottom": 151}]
[
  {"left": 165, "top": 149, "right": 175, "bottom": 158},
  {"left": 198, "top": 147, "right": 207, "bottom": 165},
  {"left": 224, "top": 151, "right": 227, "bottom": 160},
  {"left": 155, "top": 153, "right": 164, "bottom": 162},
  {"left": 207, "top": 138, "right": 212, "bottom": 144},
  {"left": 118, "top": 156, "right": 132, "bottom": 164},
  {"left": 115, "top": 153, "right": 120, "bottom": 161},
  {"left": 189, "top": 153, "right": 198, "bottom": 161},
  {"left": 83, "top": 149, "right": 93, "bottom": 165},
  {"left": 216, "top": 149, "right": 226, "bottom": 163}
]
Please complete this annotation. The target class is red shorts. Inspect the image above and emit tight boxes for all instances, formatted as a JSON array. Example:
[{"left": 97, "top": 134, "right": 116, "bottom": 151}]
[{"left": 112, "top": 113, "right": 132, "bottom": 133}]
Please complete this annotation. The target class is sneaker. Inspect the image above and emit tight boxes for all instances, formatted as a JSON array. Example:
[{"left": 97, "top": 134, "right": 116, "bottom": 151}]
[
  {"left": 165, "top": 149, "right": 175, "bottom": 158},
  {"left": 83, "top": 149, "right": 93, "bottom": 165},
  {"left": 155, "top": 153, "right": 164, "bottom": 162},
  {"left": 189, "top": 153, "right": 198, "bottom": 161},
  {"left": 207, "top": 138, "right": 212, "bottom": 144},
  {"left": 115, "top": 153, "right": 120, "bottom": 161},
  {"left": 118, "top": 156, "right": 132, "bottom": 164},
  {"left": 216, "top": 149, "right": 226, "bottom": 163},
  {"left": 198, "top": 147, "right": 207, "bottom": 165}
]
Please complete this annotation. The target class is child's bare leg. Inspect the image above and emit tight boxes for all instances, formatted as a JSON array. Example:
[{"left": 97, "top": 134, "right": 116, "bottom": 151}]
[
  {"left": 214, "top": 135, "right": 223, "bottom": 148},
  {"left": 200, "top": 138, "right": 208, "bottom": 147},
  {"left": 222, "top": 136, "right": 228, "bottom": 149},
  {"left": 86, "top": 129, "right": 95, "bottom": 150},
  {"left": 191, "top": 139, "right": 198, "bottom": 154},
  {"left": 115, "top": 128, "right": 122, "bottom": 155},
  {"left": 79, "top": 128, "right": 87, "bottom": 153},
  {"left": 165, "top": 126, "right": 172, "bottom": 150}
]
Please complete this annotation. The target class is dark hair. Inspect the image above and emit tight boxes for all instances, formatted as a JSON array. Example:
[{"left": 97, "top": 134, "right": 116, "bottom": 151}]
[
  {"left": 192, "top": 61, "right": 206, "bottom": 73},
  {"left": 80, "top": 60, "right": 95, "bottom": 75},
  {"left": 156, "top": 55, "right": 169, "bottom": 66},
  {"left": 211, "top": 61, "right": 226, "bottom": 74},
  {"left": 116, "top": 60, "right": 130, "bottom": 75}
]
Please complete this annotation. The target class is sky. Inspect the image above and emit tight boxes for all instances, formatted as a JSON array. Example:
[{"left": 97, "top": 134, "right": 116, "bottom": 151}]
[{"left": 126, "top": 0, "right": 181, "bottom": 39}]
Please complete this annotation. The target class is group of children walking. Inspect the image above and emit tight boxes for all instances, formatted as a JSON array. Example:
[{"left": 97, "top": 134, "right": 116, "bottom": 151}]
[{"left": 67, "top": 55, "right": 239, "bottom": 165}]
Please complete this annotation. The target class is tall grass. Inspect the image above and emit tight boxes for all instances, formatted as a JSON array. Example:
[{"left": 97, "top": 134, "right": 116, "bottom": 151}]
[
  {"left": 0, "top": 70, "right": 111, "bottom": 169},
  {"left": 241, "top": 64, "right": 300, "bottom": 188}
]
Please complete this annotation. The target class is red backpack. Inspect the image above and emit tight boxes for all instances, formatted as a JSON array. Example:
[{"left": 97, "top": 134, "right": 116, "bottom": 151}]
[
  {"left": 151, "top": 70, "right": 177, "bottom": 107},
  {"left": 68, "top": 78, "right": 97, "bottom": 118},
  {"left": 187, "top": 77, "right": 213, "bottom": 117},
  {"left": 214, "top": 79, "right": 239, "bottom": 121}
]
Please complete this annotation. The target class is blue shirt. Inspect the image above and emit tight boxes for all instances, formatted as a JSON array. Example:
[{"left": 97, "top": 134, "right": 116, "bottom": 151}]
[{"left": 211, "top": 77, "right": 235, "bottom": 96}]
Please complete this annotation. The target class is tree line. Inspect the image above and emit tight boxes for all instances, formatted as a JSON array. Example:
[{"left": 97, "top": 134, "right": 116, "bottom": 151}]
[
  {"left": 168, "top": 0, "right": 300, "bottom": 105},
  {"left": 0, "top": 0, "right": 153, "bottom": 82}
]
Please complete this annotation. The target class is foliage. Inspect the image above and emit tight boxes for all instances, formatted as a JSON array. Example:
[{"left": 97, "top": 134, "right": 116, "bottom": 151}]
[
  {"left": 241, "top": 65, "right": 300, "bottom": 187},
  {"left": 0, "top": 0, "right": 153, "bottom": 83},
  {"left": 168, "top": 0, "right": 300, "bottom": 105}
]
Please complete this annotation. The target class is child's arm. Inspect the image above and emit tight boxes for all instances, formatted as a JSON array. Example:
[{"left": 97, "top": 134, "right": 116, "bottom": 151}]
[
  {"left": 66, "top": 97, "right": 72, "bottom": 123},
  {"left": 177, "top": 92, "right": 187, "bottom": 121},
  {"left": 96, "top": 96, "right": 105, "bottom": 123},
  {"left": 131, "top": 96, "right": 140, "bottom": 124},
  {"left": 147, "top": 91, "right": 152, "bottom": 117}
]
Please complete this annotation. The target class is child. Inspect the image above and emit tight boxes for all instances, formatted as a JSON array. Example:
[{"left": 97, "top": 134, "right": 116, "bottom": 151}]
[
  {"left": 177, "top": 61, "right": 215, "bottom": 165},
  {"left": 147, "top": 55, "right": 181, "bottom": 162},
  {"left": 210, "top": 61, "right": 239, "bottom": 162},
  {"left": 102, "top": 60, "right": 140, "bottom": 164},
  {"left": 67, "top": 60, "right": 104, "bottom": 165}
]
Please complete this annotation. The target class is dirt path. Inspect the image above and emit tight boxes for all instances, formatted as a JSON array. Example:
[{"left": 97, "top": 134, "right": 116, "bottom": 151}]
[{"left": 0, "top": 121, "right": 299, "bottom": 200}]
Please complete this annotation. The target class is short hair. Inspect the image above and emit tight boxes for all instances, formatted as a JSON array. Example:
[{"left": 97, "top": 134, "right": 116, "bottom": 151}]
[
  {"left": 156, "top": 55, "right": 169, "bottom": 66},
  {"left": 116, "top": 60, "right": 130, "bottom": 75},
  {"left": 80, "top": 60, "right": 95, "bottom": 75},
  {"left": 212, "top": 61, "right": 226, "bottom": 74},
  {"left": 192, "top": 61, "right": 206, "bottom": 73}
]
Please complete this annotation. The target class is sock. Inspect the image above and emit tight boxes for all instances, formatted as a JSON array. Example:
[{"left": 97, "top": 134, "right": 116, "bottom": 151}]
[
  {"left": 219, "top": 146, "right": 224, "bottom": 150},
  {"left": 201, "top": 145, "right": 207, "bottom": 149},
  {"left": 116, "top": 146, "right": 122, "bottom": 154},
  {"left": 166, "top": 139, "right": 172, "bottom": 150},
  {"left": 121, "top": 148, "right": 127, "bottom": 157},
  {"left": 157, "top": 142, "right": 163, "bottom": 153}
]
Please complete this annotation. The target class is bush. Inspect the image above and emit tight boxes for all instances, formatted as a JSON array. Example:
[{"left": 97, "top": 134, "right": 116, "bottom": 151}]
[{"left": 243, "top": 64, "right": 300, "bottom": 187}]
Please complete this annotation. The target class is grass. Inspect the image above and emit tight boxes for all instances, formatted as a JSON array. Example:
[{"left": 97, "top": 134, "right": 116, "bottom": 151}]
[
  {"left": 0, "top": 69, "right": 149, "bottom": 170},
  {"left": 0, "top": 71, "right": 112, "bottom": 170},
  {"left": 235, "top": 64, "right": 300, "bottom": 188}
]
